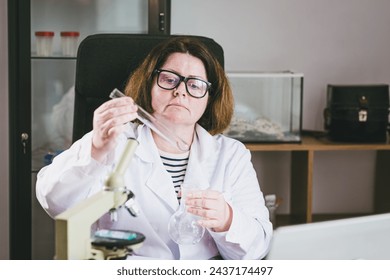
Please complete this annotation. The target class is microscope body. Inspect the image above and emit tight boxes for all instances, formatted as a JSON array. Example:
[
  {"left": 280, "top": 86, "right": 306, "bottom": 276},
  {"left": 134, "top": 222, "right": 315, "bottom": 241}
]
[{"left": 55, "top": 138, "right": 143, "bottom": 259}]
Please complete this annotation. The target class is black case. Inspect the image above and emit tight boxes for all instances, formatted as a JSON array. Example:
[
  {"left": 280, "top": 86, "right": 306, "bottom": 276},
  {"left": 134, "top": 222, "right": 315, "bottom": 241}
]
[{"left": 324, "top": 84, "right": 390, "bottom": 142}]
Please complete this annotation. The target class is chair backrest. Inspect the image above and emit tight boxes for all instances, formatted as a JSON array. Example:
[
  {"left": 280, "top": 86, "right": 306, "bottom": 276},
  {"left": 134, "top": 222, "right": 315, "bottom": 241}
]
[{"left": 72, "top": 33, "right": 224, "bottom": 142}]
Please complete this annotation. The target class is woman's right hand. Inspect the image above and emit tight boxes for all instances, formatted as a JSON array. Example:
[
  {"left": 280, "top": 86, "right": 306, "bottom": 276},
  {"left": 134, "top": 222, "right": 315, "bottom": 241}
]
[{"left": 91, "top": 97, "right": 138, "bottom": 162}]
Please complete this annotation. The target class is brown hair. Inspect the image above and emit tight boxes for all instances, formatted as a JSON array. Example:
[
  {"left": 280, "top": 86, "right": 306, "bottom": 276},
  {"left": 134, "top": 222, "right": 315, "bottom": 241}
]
[{"left": 124, "top": 36, "right": 234, "bottom": 135}]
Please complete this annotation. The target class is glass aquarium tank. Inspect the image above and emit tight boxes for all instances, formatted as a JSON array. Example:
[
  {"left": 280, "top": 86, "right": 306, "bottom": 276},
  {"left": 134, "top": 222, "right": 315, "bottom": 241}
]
[{"left": 224, "top": 72, "right": 303, "bottom": 143}]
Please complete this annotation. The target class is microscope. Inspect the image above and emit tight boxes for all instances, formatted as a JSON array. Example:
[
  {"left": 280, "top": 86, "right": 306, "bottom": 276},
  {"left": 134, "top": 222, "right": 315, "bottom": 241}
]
[{"left": 55, "top": 138, "right": 145, "bottom": 260}]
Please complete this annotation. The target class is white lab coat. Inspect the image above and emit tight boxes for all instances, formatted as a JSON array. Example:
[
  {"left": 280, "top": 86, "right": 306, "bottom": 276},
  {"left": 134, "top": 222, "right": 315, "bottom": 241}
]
[{"left": 36, "top": 123, "right": 272, "bottom": 260}]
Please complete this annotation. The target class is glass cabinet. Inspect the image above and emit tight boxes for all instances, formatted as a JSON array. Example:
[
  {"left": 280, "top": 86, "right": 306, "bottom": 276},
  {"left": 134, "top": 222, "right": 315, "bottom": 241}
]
[{"left": 31, "top": 0, "right": 149, "bottom": 171}]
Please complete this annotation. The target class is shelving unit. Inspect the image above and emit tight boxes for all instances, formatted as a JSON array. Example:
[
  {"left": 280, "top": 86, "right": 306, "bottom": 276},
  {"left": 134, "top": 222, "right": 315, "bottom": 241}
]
[{"left": 245, "top": 134, "right": 390, "bottom": 226}]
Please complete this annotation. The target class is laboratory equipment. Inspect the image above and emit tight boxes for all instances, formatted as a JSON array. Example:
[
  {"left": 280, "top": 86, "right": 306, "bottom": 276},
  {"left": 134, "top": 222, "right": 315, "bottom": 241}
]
[
  {"left": 55, "top": 138, "right": 145, "bottom": 259},
  {"left": 35, "top": 31, "right": 54, "bottom": 56},
  {"left": 265, "top": 194, "right": 281, "bottom": 227},
  {"left": 224, "top": 71, "right": 303, "bottom": 143},
  {"left": 91, "top": 229, "right": 144, "bottom": 260},
  {"left": 109, "top": 88, "right": 190, "bottom": 151},
  {"left": 167, "top": 185, "right": 205, "bottom": 245},
  {"left": 60, "top": 31, "right": 80, "bottom": 57}
]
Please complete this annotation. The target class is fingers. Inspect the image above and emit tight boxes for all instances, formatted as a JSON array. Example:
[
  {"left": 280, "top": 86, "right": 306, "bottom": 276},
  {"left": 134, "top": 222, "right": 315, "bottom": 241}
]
[
  {"left": 91, "top": 97, "right": 138, "bottom": 162},
  {"left": 187, "top": 190, "right": 220, "bottom": 201},
  {"left": 197, "top": 218, "right": 222, "bottom": 229},
  {"left": 185, "top": 190, "right": 232, "bottom": 232},
  {"left": 186, "top": 196, "right": 215, "bottom": 211},
  {"left": 94, "top": 98, "right": 138, "bottom": 128}
]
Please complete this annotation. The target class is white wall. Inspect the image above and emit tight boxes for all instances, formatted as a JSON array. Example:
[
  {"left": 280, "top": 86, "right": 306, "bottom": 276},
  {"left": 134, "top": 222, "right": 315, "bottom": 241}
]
[
  {"left": 0, "top": 0, "right": 9, "bottom": 259},
  {"left": 172, "top": 0, "right": 390, "bottom": 214}
]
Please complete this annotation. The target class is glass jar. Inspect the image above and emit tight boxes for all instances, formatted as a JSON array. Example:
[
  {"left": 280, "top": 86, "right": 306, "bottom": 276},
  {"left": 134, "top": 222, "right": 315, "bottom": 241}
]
[
  {"left": 35, "top": 31, "right": 55, "bottom": 56},
  {"left": 60, "top": 31, "right": 80, "bottom": 57}
]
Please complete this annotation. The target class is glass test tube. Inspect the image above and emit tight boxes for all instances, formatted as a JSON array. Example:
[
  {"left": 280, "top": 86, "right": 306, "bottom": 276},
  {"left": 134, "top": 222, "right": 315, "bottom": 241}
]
[{"left": 109, "top": 88, "right": 190, "bottom": 152}]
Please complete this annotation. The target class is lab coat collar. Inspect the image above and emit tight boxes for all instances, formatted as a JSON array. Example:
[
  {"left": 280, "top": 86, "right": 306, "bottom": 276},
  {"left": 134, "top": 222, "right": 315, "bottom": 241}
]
[
  {"left": 192, "top": 124, "right": 220, "bottom": 163},
  {"left": 182, "top": 125, "right": 220, "bottom": 190}
]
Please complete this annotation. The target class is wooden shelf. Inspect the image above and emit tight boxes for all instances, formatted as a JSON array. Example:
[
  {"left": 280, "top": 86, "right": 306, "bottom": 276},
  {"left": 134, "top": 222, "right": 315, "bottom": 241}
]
[
  {"left": 245, "top": 135, "right": 390, "bottom": 152},
  {"left": 244, "top": 135, "right": 390, "bottom": 225}
]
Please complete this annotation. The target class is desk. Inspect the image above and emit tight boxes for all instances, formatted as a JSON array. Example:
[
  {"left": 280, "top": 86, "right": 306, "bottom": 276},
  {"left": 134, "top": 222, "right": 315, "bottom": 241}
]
[{"left": 245, "top": 135, "right": 390, "bottom": 225}]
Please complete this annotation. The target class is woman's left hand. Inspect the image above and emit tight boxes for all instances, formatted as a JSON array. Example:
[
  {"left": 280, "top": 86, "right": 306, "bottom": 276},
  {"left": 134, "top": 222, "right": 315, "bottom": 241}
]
[{"left": 185, "top": 190, "right": 233, "bottom": 232}]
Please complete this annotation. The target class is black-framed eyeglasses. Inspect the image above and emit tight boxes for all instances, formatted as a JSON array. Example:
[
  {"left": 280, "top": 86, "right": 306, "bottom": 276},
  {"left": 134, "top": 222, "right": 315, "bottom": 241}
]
[{"left": 154, "top": 69, "right": 211, "bottom": 98}]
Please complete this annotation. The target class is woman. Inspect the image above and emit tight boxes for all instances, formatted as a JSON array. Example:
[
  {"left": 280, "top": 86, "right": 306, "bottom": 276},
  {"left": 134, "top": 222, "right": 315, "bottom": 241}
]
[{"left": 36, "top": 36, "right": 272, "bottom": 260}]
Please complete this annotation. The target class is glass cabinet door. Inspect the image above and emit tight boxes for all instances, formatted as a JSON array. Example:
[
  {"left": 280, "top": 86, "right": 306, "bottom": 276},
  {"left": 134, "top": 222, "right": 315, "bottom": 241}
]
[{"left": 30, "top": 0, "right": 149, "bottom": 259}]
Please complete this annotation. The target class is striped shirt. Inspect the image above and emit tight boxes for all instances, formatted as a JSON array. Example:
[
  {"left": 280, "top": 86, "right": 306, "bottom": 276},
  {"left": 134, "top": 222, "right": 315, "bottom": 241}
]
[{"left": 159, "top": 150, "right": 190, "bottom": 202}]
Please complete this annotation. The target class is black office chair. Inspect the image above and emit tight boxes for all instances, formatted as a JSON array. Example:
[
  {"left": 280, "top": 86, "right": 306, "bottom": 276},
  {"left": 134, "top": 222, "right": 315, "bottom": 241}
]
[{"left": 72, "top": 33, "right": 225, "bottom": 143}]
